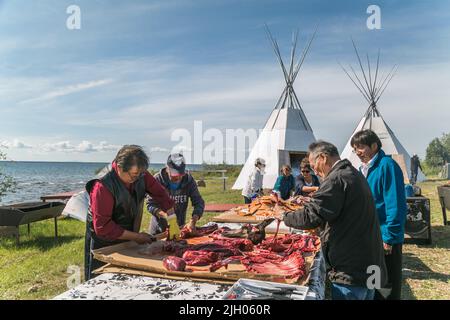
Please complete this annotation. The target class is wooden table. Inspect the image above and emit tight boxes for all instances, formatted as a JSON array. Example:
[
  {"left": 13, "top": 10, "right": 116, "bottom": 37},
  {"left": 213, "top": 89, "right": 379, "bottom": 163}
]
[{"left": 40, "top": 191, "right": 79, "bottom": 202}]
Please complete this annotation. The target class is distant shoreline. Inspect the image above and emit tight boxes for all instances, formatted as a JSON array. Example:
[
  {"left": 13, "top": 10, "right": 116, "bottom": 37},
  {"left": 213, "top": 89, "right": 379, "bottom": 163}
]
[
  {"left": 0, "top": 160, "right": 110, "bottom": 165},
  {"left": 0, "top": 160, "right": 242, "bottom": 166}
]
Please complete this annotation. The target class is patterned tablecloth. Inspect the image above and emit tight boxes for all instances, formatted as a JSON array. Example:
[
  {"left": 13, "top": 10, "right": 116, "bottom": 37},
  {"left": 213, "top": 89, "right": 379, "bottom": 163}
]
[{"left": 54, "top": 250, "right": 326, "bottom": 300}]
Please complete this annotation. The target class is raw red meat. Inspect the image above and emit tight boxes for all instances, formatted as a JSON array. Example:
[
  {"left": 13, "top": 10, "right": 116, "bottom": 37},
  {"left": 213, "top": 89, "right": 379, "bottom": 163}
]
[
  {"left": 209, "top": 238, "right": 254, "bottom": 252},
  {"left": 163, "top": 240, "right": 189, "bottom": 257},
  {"left": 188, "top": 243, "right": 242, "bottom": 257},
  {"left": 180, "top": 224, "right": 219, "bottom": 239},
  {"left": 241, "top": 251, "right": 306, "bottom": 279},
  {"left": 209, "top": 256, "right": 243, "bottom": 272},
  {"left": 163, "top": 256, "right": 186, "bottom": 271},
  {"left": 182, "top": 250, "right": 219, "bottom": 266},
  {"left": 160, "top": 226, "right": 320, "bottom": 280}
]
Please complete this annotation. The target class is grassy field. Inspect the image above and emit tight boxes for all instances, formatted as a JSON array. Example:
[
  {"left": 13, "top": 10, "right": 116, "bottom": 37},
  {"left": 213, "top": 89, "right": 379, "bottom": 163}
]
[{"left": 0, "top": 175, "right": 449, "bottom": 300}]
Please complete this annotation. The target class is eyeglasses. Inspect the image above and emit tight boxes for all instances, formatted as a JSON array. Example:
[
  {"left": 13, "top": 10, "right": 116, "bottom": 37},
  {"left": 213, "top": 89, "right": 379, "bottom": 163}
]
[
  {"left": 301, "top": 170, "right": 310, "bottom": 174},
  {"left": 127, "top": 171, "right": 145, "bottom": 181}
]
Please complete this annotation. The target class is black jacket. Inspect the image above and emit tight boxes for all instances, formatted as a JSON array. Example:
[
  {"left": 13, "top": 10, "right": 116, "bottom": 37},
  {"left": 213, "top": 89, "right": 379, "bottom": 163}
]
[
  {"left": 147, "top": 168, "right": 205, "bottom": 234},
  {"left": 85, "top": 168, "right": 146, "bottom": 245},
  {"left": 284, "top": 159, "right": 387, "bottom": 287}
]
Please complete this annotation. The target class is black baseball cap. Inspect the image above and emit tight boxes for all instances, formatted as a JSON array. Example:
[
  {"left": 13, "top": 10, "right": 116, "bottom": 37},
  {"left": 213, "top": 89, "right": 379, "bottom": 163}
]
[{"left": 167, "top": 153, "right": 186, "bottom": 177}]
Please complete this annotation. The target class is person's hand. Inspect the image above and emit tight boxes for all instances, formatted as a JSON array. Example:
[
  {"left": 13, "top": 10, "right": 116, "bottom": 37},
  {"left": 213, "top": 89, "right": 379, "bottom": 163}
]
[
  {"left": 158, "top": 208, "right": 175, "bottom": 219},
  {"left": 134, "top": 232, "right": 155, "bottom": 244},
  {"left": 158, "top": 210, "right": 168, "bottom": 219},
  {"left": 187, "top": 223, "right": 196, "bottom": 232},
  {"left": 383, "top": 242, "right": 392, "bottom": 255},
  {"left": 270, "top": 192, "right": 280, "bottom": 203},
  {"left": 273, "top": 207, "right": 287, "bottom": 221},
  {"left": 188, "top": 215, "right": 200, "bottom": 232}
]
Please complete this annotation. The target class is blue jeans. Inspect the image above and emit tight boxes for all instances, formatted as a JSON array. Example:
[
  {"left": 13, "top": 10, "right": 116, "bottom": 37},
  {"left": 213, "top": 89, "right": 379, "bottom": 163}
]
[{"left": 331, "top": 283, "right": 375, "bottom": 300}]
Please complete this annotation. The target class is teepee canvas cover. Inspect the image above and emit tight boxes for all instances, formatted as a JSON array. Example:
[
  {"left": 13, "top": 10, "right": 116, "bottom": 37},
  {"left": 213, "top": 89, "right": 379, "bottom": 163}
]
[
  {"left": 233, "top": 27, "right": 317, "bottom": 190},
  {"left": 339, "top": 41, "right": 425, "bottom": 182}
]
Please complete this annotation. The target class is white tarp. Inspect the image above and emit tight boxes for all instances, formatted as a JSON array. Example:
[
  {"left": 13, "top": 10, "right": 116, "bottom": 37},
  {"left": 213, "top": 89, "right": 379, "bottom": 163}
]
[{"left": 62, "top": 190, "right": 89, "bottom": 222}]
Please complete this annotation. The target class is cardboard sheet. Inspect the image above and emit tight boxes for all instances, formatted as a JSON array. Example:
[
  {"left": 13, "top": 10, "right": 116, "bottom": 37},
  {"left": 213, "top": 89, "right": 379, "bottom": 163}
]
[
  {"left": 93, "top": 238, "right": 318, "bottom": 285},
  {"left": 212, "top": 210, "right": 275, "bottom": 224},
  {"left": 94, "top": 264, "right": 235, "bottom": 285}
]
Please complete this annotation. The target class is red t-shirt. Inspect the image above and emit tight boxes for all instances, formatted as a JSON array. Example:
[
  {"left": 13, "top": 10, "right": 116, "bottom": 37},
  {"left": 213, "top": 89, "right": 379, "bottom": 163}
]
[{"left": 89, "top": 162, "right": 174, "bottom": 240}]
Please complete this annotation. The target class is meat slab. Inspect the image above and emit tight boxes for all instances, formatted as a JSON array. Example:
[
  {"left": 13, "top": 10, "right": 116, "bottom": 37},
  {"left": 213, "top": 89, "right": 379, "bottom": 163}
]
[
  {"left": 162, "top": 256, "right": 186, "bottom": 271},
  {"left": 159, "top": 222, "right": 319, "bottom": 282},
  {"left": 179, "top": 224, "right": 219, "bottom": 239}
]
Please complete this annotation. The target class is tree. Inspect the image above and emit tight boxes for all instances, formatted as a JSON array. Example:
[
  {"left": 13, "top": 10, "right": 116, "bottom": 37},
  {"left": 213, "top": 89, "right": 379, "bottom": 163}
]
[
  {"left": 425, "top": 138, "right": 449, "bottom": 167},
  {"left": 0, "top": 149, "right": 17, "bottom": 201},
  {"left": 441, "top": 132, "right": 450, "bottom": 155}
]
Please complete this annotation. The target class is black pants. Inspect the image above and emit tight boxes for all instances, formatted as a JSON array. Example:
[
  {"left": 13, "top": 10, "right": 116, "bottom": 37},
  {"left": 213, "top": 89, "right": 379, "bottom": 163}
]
[
  {"left": 410, "top": 171, "right": 418, "bottom": 185},
  {"left": 84, "top": 224, "right": 124, "bottom": 281},
  {"left": 244, "top": 196, "right": 252, "bottom": 204},
  {"left": 375, "top": 243, "right": 403, "bottom": 300}
]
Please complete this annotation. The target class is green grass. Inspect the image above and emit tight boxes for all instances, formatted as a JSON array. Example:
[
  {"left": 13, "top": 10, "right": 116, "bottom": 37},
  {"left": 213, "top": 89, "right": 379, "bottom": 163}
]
[
  {"left": 401, "top": 180, "right": 450, "bottom": 300},
  {"left": 1, "top": 177, "right": 449, "bottom": 300}
]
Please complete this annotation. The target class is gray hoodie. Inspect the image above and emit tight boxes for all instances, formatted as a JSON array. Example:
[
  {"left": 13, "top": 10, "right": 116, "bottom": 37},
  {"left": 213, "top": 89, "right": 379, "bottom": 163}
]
[
  {"left": 242, "top": 166, "right": 264, "bottom": 198},
  {"left": 146, "top": 168, "right": 205, "bottom": 235}
]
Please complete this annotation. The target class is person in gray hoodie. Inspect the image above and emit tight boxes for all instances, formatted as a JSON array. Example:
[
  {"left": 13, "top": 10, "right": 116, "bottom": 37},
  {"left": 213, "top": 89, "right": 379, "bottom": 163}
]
[
  {"left": 147, "top": 153, "right": 205, "bottom": 235},
  {"left": 241, "top": 158, "right": 265, "bottom": 203}
]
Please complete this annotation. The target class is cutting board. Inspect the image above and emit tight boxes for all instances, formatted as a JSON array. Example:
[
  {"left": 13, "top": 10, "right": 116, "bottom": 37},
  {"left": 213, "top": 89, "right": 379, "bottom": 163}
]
[{"left": 212, "top": 210, "right": 276, "bottom": 224}]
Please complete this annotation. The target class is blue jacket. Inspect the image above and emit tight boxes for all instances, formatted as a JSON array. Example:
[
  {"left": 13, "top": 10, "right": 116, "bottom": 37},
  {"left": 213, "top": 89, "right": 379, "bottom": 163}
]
[
  {"left": 273, "top": 174, "right": 296, "bottom": 200},
  {"left": 363, "top": 149, "right": 407, "bottom": 245}
]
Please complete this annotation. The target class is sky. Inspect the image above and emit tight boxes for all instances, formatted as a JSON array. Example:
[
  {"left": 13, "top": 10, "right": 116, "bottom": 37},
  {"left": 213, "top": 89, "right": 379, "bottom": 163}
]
[{"left": 0, "top": 0, "right": 449, "bottom": 163}]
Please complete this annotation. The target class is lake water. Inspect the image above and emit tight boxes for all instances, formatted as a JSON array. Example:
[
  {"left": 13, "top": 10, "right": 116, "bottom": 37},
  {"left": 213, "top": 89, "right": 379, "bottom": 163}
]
[{"left": 0, "top": 161, "right": 203, "bottom": 205}]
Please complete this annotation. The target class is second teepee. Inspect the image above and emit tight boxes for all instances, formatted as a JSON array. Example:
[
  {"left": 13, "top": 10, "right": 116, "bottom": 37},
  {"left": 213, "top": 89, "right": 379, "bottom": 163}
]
[{"left": 340, "top": 40, "right": 425, "bottom": 183}]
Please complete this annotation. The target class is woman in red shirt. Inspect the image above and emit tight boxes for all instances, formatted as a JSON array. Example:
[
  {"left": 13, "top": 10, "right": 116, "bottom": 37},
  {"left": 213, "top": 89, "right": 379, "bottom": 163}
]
[{"left": 84, "top": 145, "right": 174, "bottom": 280}]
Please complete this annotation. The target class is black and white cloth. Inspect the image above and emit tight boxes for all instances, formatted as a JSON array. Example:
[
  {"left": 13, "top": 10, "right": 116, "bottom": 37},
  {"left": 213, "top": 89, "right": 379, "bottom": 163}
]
[{"left": 54, "top": 251, "right": 325, "bottom": 300}]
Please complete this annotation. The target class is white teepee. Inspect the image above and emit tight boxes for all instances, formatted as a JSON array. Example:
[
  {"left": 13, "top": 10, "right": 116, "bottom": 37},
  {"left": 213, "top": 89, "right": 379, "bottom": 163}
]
[
  {"left": 340, "top": 41, "right": 425, "bottom": 183},
  {"left": 233, "top": 27, "right": 317, "bottom": 190}
]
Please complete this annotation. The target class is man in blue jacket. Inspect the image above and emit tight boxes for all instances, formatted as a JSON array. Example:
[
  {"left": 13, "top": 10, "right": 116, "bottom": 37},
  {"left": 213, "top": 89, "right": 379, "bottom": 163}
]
[{"left": 351, "top": 129, "right": 407, "bottom": 300}]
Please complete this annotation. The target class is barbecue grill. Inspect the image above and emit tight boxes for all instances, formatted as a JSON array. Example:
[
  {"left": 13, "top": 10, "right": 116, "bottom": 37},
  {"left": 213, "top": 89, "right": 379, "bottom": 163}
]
[{"left": 0, "top": 201, "right": 65, "bottom": 244}]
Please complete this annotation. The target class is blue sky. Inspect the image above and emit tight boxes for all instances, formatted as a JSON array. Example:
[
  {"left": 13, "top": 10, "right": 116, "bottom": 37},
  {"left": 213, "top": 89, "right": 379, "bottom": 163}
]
[{"left": 0, "top": 0, "right": 449, "bottom": 163}]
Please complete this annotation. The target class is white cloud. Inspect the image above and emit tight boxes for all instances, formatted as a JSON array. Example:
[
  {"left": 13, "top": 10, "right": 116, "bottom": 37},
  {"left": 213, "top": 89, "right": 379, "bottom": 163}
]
[
  {"left": 39, "top": 140, "right": 120, "bottom": 154},
  {"left": 12, "top": 139, "right": 32, "bottom": 149},
  {"left": 149, "top": 147, "right": 170, "bottom": 153},
  {"left": 76, "top": 141, "right": 95, "bottom": 153},
  {"left": 20, "top": 79, "right": 114, "bottom": 104},
  {"left": 96, "top": 141, "right": 122, "bottom": 152},
  {"left": 41, "top": 141, "right": 74, "bottom": 152},
  {"left": 0, "top": 139, "right": 32, "bottom": 149}
]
